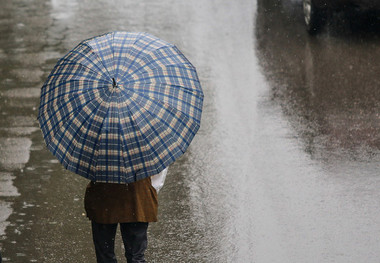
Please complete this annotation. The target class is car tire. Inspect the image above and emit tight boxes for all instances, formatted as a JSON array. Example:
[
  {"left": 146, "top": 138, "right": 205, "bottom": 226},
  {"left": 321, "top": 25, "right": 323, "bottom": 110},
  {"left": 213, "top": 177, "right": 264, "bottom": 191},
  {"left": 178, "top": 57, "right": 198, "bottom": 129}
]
[{"left": 303, "top": 0, "right": 327, "bottom": 34}]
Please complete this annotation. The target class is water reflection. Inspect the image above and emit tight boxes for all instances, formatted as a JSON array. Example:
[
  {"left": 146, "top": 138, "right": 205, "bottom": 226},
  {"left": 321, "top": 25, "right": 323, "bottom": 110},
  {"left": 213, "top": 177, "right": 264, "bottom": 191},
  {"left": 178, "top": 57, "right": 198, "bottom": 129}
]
[
  {"left": 254, "top": 3, "right": 380, "bottom": 262},
  {"left": 0, "top": 137, "right": 32, "bottom": 241},
  {"left": 0, "top": 173, "right": 19, "bottom": 198},
  {"left": 0, "top": 172, "right": 20, "bottom": 237},
  {"left": 0, "top": 138, "right": 32, "bottom": 170},
  {"left": 0, "top": 0, "right": 53, "bottom": 260},
  {"left": 0, "top": 138, "right": 31, "bottom": 248},
  {"left": 255, "top": 0, "right": 380, "bottom": 162}
]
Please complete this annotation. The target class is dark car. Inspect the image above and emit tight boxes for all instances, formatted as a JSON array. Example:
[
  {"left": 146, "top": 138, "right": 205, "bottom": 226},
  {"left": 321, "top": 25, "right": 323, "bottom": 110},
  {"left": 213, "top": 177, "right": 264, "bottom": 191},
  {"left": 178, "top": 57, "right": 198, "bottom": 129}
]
[{"left": 303, "top": 0, "right": 380, "bottom": 34}]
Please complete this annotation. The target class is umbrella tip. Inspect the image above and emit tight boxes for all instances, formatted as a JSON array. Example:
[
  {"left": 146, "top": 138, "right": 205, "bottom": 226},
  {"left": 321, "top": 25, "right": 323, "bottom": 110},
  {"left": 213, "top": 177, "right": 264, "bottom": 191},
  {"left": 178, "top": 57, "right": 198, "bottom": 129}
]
[{"left": 112, "top": 78, "right": 116, "bottom": 87}]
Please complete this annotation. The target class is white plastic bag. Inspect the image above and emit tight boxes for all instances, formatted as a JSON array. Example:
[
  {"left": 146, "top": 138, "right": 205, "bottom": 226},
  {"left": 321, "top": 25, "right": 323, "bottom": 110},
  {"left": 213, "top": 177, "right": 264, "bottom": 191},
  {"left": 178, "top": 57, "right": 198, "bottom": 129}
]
[{"left": 151, "top": 168, "right": 168, "bottom": 193}]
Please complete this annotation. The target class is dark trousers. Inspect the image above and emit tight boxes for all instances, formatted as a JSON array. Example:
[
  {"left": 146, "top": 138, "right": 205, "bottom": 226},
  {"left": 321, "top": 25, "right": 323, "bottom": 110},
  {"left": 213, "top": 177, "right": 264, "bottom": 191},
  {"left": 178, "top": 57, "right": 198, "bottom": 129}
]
[{"left": 91, "top": 221, "right": 149, "bottom": 263}]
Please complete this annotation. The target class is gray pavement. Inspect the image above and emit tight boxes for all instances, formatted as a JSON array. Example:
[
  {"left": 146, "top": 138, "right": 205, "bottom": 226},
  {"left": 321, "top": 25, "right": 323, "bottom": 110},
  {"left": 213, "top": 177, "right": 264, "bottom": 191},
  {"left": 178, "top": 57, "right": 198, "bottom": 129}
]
[{"left": 0, "top": 0, "right": 380, "bottom": 262}]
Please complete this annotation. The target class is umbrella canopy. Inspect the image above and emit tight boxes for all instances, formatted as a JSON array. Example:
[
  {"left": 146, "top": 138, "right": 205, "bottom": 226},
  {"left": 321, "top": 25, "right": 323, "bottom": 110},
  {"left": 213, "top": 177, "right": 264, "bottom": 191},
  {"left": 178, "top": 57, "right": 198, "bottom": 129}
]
[{"left": 38, "top": 32, "right": 203, "bottom": 183}]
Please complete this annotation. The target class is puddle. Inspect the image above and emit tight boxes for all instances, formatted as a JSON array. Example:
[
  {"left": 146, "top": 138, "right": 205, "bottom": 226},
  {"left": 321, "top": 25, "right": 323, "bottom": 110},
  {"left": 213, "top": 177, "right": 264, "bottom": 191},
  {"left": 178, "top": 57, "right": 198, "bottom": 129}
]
[
  {"left": 2, "top": 88, "right": 40, "bottom": 98},
  {"left": 0, "top": 137, "right": 32, "bottom": 170},
  {"left": 0, "top": 172, "right": 20, "bottom": 197}
]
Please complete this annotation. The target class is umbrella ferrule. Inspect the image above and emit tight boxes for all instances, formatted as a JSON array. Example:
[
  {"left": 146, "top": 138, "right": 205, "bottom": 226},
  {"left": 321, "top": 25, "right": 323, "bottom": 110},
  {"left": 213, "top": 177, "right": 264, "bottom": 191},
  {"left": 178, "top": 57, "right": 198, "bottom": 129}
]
[{"left": 112, "top": 78, "right": 117, "bottom": 88}]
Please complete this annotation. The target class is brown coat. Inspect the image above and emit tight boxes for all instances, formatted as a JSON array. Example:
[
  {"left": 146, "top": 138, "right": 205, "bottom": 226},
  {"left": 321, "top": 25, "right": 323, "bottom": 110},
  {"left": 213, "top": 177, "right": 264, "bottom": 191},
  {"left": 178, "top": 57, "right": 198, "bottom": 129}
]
[{"left": 84, "top": 177, "right": 158, "bottom": 224}]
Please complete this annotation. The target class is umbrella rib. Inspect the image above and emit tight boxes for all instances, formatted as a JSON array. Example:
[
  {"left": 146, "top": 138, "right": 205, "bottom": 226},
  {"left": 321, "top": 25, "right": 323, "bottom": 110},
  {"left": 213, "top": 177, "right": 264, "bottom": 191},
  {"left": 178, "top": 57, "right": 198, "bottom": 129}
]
[
  {"left": 129, "top": 73, "right": 201, "bottom": 97},
  {"left": 59, "top": 104, "right": 100, "bottom": 179},
  {"left": 45, "top": 61, "right": 106, "bottom": 84},
  {"left": 91, "top": 88, "right": 117, "bottom": 182},
  {"left": 116, "top": 118, "right": 134, "bottom": 181},
  {"left": 47, "top": 105, "right": 90, "bottom": 167},
  {"left": 128, "top": 96, "right": 186, "bottom": 165},
  {"left": 113, "top": 32, "right": 143, "bottom": 80},
  {"left": 120, "top": 83, "right": 203, "bottom": 125},
  {"left": 129, "top": 79, "right": 204, "bottom": 100},
  {"left": 132, "top": 54, "right": 195, "bottom": 74},
  {"left": 133, "top": 73, "right": 199, "bottom": 85},
  {"left": 119, "top": 98, "right": 165, "bottom": 176},
  {"left": 75, "top": 90, "right": 114, "bottom": 179},
  {"left": 47, "top": 90, "right": 110, "bottom": 181},
  {"left": 119, "top": 49, "right": 191, "bottom": 81},
  {"left": 124, "top": 90, "right": 198, "bottom": 153},
  {"left": 123, "top": 86, "right": 203, "bottom": 124},
  {"left": 41, "top": 61, "right": 110, "bottom": 98},
  {"left": 129, "top": 87, "right": 198, "bottom": 127},
  {"left": 39, "top": 81, "right": 110, "bottom": 109},
  {"left": 130, "top": 65, "right": 197, "bottom": 86},
  {"left": 111, "top": 32, "right": 116, "bottom": 77},
  {"left": 125, "top": 64, "right": 203, "bottom": 93},
  {"left": 84, "top": 40, "right": 113, "bottom": 79},
  {"left": 57, "top": 86, "right": 114, "bottom": 180},
  {"left": 39, "top": 85, "right": 110, "bottom": 124},
  {"left": 121, "top": 37, "right": 160, "bottom": 81},
  {"left": 117, "top": 97, "right": 149, "bottom": 180},
  {"left": 46, "top": 77, "right": 110, "bottom": 90},
  {"left": 154, "top": 82, "right": 203, "bottom": 102},
  {"left": 41, "top": 87, "right": 110, "bottom": 145},
  {"left": 60, "top": 51, "right": 111, "bottom": 80}
]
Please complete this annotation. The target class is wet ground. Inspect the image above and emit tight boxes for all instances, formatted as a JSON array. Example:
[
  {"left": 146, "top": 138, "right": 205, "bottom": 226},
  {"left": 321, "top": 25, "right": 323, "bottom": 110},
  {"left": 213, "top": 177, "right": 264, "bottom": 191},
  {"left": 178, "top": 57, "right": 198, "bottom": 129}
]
[{"left": 1, "top": 0, "right": 380, "bottom": 262}]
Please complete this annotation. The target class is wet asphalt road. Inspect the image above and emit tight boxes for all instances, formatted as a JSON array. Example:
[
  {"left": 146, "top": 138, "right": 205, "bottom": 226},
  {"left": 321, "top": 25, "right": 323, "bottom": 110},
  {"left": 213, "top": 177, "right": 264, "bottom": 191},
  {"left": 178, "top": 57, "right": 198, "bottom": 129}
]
[{"left": 1, "top": 0, "right": 380, "bottom": 262}]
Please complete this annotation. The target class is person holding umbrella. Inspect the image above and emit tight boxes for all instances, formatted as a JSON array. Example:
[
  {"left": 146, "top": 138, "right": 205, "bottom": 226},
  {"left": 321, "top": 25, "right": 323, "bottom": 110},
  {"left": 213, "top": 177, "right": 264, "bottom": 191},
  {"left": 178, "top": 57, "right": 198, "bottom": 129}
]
[
  {"left": 38, "top": 32, "right": 203, "bottom": 262},
  {"left": 84, "top": 167, "right": 167, "bottom": 262}
]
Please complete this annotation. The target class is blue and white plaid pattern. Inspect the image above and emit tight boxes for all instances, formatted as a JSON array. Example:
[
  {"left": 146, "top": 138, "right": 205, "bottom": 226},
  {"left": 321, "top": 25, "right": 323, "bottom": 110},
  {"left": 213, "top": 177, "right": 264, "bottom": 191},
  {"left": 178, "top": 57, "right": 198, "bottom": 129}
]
[{"left": 38, "top": 32, "right": 203, "bottom": 183}]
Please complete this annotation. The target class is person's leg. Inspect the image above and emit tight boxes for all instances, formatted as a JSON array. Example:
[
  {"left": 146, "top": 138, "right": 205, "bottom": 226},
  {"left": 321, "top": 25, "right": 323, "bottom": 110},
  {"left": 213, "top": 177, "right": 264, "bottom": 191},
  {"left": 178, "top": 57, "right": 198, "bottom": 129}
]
[
  {"left": 120, "top": 222, "right": 149, "bottom": 263},
  {"left": 91, "top": 221, "right": 118, "bottom": 263}
]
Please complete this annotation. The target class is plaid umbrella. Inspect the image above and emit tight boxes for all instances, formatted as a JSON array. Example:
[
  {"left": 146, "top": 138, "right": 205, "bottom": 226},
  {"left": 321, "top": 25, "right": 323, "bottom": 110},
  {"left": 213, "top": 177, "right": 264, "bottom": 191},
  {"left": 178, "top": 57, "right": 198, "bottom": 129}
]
[{"left": 38, "top": 32, "right": 203, "bottom": 183}]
